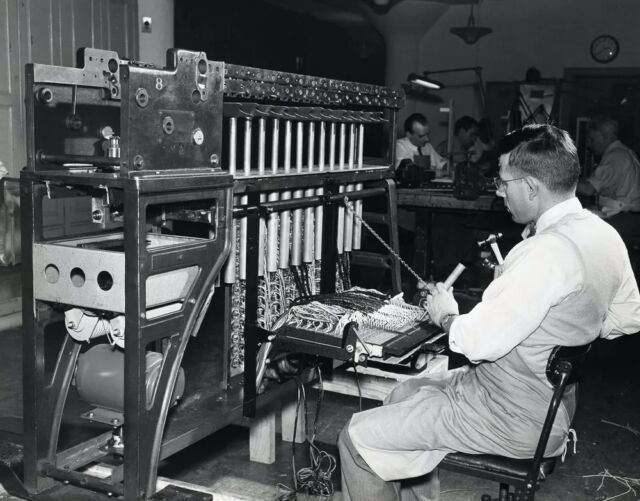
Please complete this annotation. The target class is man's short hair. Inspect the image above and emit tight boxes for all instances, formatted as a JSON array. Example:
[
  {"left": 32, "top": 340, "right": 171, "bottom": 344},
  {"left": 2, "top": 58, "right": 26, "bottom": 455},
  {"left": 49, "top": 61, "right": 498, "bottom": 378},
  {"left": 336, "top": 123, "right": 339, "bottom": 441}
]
[
  {"left": 404, "top": 113, "right": 428, "bottom": 134},
  {"left": 497, "top": 124, "right": 580, "bottom": 193},
  {"left": 587, "top": 115, "right": 619, "bottom": 139},
  {"left": 454, "top": 116, "right": 478, "bottom": 135}
]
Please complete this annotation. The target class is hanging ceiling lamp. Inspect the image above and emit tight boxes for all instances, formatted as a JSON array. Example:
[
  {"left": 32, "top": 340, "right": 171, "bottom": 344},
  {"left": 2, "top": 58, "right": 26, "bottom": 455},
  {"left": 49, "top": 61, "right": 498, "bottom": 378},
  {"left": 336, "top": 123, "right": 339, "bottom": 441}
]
[{"left": 450, "top": 3, "right": 492, "bottom": 44}]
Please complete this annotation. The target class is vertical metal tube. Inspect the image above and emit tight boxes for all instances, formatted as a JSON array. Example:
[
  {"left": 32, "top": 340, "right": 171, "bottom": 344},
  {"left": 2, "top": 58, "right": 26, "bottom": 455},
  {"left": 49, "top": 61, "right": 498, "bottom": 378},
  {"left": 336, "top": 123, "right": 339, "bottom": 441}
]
[
  {"left": 279, "top": 120, "right": 292, "bottom": 269},
  {"left": 343, "top": 123, "right": 356, "bottom": 253},
  {"left": 303, "top": 121, "right": 315, "bottom": 263},
  {"left": 267, "top": 118, "right": 280, "bottom": 274},
  {"left": 223, "top": 117, "right": 238, "bottom": 284},
  {"left": 290, "top": 121, "right": 304, "bottom": 267},
  {"left": 257, "top": 117, "right": 266, "bottom": 277},
  {"left": 239, "top": 117, "right": 252, "bottom": 280},
  {"left": 315, "top": 121, "right": 326, "bottom": 261},
  {"left": 353, "top": 122, "right": 365, "bottom": 249},
  {"left": 329, "top": 122, "right": 336, "bottom": 171},
  {"left": 336, "top": 122, "right": 346, "bottom": 254}
]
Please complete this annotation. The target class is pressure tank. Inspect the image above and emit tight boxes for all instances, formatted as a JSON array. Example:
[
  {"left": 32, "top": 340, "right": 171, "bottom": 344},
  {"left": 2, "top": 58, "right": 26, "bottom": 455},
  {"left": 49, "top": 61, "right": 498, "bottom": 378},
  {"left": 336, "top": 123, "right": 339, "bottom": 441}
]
[{"left": 75, "top": 344, "right": 185, "bottom": 413}]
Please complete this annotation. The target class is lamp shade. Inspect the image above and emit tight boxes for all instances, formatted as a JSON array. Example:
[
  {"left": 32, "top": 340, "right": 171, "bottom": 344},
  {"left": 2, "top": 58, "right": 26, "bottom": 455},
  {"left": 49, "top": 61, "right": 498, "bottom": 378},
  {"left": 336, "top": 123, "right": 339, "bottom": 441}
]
[
  {"left": 450, "top": 25, "right": 492, "bottom": 44},
  {"left": 450, "top": 5, "right": 492, "bottom": 45},
  {"left": 407, "top": 73, "right": 443, "bottom": 90}
]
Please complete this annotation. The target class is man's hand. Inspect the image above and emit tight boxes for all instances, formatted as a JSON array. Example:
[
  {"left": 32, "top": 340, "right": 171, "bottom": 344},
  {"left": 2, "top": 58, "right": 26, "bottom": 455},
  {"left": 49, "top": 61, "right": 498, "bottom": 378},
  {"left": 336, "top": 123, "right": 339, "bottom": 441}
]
[{"left": 425, "top": 282, "right": 459, "bottom": 327}]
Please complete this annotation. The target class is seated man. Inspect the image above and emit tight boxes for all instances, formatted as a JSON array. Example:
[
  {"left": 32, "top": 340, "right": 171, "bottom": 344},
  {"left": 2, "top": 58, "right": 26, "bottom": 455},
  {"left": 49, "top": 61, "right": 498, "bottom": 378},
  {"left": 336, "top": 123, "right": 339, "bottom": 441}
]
[
  {"left": 338, "top": 124, "right": 640, "bottom": 501},
  {"left": 577, "top": 115, "right": 640, "bottom": 237},
  {"left": 437, "top": 115, "right": 480, "bottom": 166},
  {"left": 395, "top": 113, "right": 447, "bottom": 172}
]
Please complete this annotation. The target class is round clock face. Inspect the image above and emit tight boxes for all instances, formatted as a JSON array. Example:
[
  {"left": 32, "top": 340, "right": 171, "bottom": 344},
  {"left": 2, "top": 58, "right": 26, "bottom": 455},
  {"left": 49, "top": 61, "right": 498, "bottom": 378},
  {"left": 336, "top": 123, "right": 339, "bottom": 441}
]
[{"left": 590, "top": 35, "right": 619, "bottom": 63}]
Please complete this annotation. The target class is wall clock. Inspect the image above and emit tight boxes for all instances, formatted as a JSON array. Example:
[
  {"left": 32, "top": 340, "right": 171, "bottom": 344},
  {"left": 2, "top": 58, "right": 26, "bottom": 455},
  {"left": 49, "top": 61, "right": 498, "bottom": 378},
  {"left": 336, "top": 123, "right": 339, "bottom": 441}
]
[{"left": 590, "top": 35, "right": 619, "bottom": 64}]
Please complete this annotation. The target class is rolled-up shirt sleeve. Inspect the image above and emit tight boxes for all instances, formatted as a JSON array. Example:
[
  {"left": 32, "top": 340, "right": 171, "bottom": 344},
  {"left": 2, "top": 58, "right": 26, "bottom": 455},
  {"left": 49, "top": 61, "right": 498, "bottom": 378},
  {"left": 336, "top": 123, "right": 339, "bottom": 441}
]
[
  {"left": 600, "top": 259, "right": 640, "bottom": 339},
  {"left": 587, "top": 150, "right": 628, "bottom": 195},
  {"left": 449, "top": 235, "right": 582, "bottom": 363}
]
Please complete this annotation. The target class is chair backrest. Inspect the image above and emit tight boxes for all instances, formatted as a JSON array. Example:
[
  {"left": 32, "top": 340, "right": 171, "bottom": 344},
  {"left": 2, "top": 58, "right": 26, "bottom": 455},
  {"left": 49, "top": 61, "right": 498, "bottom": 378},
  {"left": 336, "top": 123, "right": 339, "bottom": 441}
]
[
  {"left": 545, "top": 343, "right": 592, "bottom": 387},
  {"left": 528, "top": 343, "right": 592, "bottom": 485}
]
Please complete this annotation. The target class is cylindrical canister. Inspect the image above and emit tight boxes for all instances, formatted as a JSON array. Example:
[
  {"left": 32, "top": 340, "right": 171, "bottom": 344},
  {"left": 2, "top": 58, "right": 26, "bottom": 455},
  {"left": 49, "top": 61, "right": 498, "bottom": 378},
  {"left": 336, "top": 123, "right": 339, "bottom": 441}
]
[{"left": 75, "top": 344, "right": 185, "bottom": 413}]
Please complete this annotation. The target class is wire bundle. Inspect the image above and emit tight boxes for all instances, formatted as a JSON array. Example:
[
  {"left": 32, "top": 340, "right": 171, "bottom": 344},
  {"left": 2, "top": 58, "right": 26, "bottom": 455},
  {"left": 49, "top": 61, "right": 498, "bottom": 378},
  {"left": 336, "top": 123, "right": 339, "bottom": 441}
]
[{"left": 277, "top": 369, "right": 337, "bottom": 501}]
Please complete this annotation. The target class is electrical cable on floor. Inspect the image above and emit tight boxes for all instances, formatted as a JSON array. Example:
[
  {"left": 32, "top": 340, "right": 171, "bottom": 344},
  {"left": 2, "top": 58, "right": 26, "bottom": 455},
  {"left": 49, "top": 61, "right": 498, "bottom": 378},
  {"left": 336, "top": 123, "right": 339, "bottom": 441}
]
[{"left": 276, "top": 367, "right": 337, "bottom": 500}]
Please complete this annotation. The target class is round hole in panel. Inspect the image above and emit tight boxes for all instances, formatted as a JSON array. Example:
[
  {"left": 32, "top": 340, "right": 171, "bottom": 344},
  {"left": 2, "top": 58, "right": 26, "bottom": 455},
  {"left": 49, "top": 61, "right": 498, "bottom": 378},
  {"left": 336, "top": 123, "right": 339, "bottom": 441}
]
[
  {"left": 108, "top": 58, "right": 118, "bottom": 73},
  {"left": 70, "top": 267, "right": 86, "bottom": 287},
  {"left": 97, "top": 271, "right": 114, "bottom": 291},
  {"left": 44, "top": 264, "right": 60, "bottom": 284}
]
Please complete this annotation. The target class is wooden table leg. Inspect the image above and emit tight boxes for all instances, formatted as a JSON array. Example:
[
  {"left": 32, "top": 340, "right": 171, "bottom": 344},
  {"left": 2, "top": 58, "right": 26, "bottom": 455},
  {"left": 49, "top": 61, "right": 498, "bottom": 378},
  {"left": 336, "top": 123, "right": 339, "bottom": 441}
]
[{"left": 249, "top": 405, "right": 276, "bottom": 464}]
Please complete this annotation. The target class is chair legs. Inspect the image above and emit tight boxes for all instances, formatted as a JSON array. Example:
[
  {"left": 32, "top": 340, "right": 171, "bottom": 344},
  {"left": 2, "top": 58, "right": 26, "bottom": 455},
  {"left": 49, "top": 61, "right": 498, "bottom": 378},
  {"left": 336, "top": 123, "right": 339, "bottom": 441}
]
[{"left": 481, "top": 483, "right": 533, "bottom": 501}]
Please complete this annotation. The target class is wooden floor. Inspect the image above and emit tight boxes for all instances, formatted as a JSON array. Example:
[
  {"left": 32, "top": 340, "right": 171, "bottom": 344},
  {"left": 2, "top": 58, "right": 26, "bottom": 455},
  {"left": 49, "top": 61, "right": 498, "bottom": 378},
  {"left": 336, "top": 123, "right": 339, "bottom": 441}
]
[{"left": 0, "top": 326, "right": 639, "bottom": 500}]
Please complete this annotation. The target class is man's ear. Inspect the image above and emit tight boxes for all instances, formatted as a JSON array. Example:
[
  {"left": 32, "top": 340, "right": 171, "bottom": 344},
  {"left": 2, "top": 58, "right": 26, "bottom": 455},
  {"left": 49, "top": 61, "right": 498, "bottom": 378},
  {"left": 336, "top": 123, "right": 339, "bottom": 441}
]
[{"left": 525, "top": 176, "right": 539, "bottom": 200}]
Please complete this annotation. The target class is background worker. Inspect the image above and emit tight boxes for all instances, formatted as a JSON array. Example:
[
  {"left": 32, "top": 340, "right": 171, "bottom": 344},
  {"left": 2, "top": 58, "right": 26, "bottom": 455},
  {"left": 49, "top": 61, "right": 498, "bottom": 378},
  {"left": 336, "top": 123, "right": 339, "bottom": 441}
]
[
  {"left": 437, "top": 115, "right": 480, "bottom": 166},
  {"left": 395, "top": 113, "right": 447, "bottom": 172},
  {"left": 577, "top": 115, "right": 640, "bottom": 238}
]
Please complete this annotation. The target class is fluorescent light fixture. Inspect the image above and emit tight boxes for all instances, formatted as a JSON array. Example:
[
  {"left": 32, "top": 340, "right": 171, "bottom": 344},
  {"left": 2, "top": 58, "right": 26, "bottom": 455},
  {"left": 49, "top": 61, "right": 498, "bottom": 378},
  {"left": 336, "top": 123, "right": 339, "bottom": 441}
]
[{"left": 407, "top": 73, "right": 443, "bottom": 90}]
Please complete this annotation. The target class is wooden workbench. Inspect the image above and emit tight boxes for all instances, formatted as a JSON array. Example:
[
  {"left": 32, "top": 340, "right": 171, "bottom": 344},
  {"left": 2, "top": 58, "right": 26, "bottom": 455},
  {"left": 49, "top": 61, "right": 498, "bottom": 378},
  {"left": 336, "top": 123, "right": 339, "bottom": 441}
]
[
  {"left": 396, "top": 188, "right": 518, "bottom": 292},
  {"left": 397, "top": 188, "right": 501, "bottom": 212}
]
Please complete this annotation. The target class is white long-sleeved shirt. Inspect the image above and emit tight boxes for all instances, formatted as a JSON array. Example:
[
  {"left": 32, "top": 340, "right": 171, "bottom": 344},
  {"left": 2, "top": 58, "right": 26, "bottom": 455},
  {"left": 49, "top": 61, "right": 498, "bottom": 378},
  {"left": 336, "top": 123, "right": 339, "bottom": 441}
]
[
  {"left": 588, "top": 140, "right": 640, "bottom": 212},
  {"left": 395, "top": 136, "right": 447, "bottom": 170},
  {"left": 348, "top": 199, "right": 640, "bottom": 483},
  {"left": 449, "top": 197, "right": 640, "bottom": 364}
]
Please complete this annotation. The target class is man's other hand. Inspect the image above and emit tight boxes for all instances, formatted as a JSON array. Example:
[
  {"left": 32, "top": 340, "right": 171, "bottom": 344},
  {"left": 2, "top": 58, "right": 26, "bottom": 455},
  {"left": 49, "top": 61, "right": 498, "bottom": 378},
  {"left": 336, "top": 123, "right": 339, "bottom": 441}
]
[{"left": 425, "top": 282, "right": 459, "bottom": 327}]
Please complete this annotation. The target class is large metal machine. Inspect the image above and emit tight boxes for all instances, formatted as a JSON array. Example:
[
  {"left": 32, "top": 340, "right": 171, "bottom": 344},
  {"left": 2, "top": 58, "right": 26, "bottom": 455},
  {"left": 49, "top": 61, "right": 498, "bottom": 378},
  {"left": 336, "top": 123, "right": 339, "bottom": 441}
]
[{"left": 19, "top": 47, "right": 437, "bottom": 500}]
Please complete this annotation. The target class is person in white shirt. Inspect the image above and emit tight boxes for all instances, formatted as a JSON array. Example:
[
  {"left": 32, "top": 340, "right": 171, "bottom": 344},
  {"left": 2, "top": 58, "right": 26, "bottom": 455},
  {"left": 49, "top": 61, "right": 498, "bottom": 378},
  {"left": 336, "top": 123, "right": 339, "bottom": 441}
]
[
  {"left": 577, "top": 116, "right": 640, "bottom": 224},
  {"left": 395, "top": 113, "right": 447, "bottom": 171},
  {"left": 338, "top": 124, "right": 640, "bottom": 501}
]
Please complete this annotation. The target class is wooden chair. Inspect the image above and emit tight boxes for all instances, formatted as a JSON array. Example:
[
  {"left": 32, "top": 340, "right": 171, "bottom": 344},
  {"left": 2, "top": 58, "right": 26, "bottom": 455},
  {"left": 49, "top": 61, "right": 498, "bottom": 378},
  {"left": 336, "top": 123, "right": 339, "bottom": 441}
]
[{"left": 440, "top": 343, "right": 591, "bottom": 501}]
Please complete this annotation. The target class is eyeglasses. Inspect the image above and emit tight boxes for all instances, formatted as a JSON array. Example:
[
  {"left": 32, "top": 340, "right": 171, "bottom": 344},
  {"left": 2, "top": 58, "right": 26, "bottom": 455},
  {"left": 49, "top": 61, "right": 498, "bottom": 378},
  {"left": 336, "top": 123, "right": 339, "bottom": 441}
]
[{"left": 492, "top": 176, "right": 526, "bottom": 191}]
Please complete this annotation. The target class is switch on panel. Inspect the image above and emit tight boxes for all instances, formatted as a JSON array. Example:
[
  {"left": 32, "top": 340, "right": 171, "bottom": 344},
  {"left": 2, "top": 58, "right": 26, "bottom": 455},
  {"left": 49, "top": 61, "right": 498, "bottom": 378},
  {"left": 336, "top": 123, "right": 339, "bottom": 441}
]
[{"left": 142, "top": 16, "right": 152, "bottom": 33}]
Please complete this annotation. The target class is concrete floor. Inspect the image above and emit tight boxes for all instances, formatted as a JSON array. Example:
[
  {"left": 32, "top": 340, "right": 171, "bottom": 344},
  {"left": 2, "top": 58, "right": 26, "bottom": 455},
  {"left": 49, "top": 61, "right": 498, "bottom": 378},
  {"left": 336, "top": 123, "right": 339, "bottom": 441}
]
[{"left": 0, "top": 326, "right": 638, "bottom": 500}]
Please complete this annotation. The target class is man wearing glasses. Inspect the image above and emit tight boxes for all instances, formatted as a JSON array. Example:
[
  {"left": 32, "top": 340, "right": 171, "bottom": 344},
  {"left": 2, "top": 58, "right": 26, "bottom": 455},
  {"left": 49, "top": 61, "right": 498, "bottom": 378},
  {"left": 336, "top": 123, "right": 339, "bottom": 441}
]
[{"left": 338, "top": 124, "right": 640, "bottom": 500}]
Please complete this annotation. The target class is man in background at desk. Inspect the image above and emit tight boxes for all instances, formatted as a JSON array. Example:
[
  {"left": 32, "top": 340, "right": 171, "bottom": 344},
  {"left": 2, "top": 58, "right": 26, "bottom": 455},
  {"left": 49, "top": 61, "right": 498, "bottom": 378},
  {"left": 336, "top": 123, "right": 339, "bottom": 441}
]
[
  {"left": 437, "top": 115, "right": 480, "bottom": 166},
  {"left": 395, "top": 113, "right": 447, "bottom": 172},
  {"left": 577, "top": 115, "right": 640, "bottom": 239},
  {"left": 338, "top": 124, "right": 640, "bottom": 500}
]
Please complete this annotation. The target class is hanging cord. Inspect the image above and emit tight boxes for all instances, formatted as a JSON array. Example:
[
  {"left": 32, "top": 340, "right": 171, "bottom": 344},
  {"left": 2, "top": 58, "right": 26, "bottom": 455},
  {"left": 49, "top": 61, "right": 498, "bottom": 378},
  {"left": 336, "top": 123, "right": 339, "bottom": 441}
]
[
  {"left": 277, "top": 369, "right": 337, "bottom": 500},
  {"left": 343, "top": 197, "right": 426, "bottom": 287}
]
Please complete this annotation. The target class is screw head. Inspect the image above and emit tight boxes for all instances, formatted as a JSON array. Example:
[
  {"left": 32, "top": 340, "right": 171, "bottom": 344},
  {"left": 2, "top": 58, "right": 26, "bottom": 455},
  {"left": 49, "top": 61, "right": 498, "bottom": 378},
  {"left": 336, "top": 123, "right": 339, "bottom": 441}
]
[
  {"left": 133, "top": 155, "right": 144, "bottom": 169},
  {"left": 192, "top": 128, "right": 204, "bottom": 145},
  {"left": 346, "top": 345, "right": 354, "bottom": 353},
  {"left": 135, "top": 88, "right": 149, "bottom": 107}
]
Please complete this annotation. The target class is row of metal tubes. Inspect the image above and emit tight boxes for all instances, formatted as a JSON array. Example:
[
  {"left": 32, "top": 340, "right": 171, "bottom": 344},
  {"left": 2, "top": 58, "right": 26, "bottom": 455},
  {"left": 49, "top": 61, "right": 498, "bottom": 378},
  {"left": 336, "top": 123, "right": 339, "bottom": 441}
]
[
  {"left": 223, "top": 103, "right": 388, "bottom": 123},
  {"left": 223, "top": 116, "right": 365, "bottom": 284}
]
